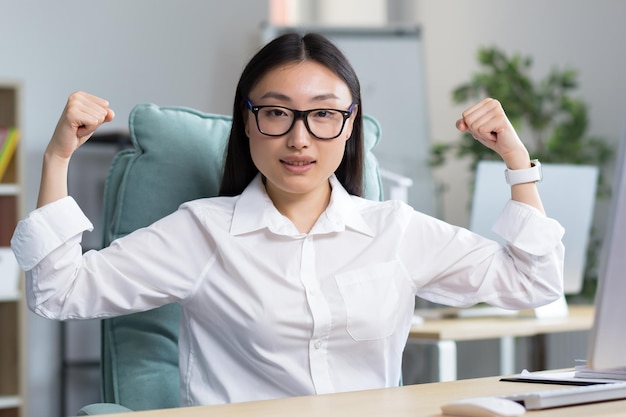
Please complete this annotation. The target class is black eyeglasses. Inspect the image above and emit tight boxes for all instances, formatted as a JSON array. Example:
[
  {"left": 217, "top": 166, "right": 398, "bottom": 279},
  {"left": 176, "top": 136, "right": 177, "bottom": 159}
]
[{"left": 245, "top": 99, "right": 356, "bottom": 140}]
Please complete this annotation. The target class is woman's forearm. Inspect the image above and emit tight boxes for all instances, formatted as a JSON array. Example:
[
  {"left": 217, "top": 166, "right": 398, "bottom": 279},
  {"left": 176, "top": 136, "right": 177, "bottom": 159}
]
[{"left": 37, "top": 150, "right": 71, "bottom": 208}]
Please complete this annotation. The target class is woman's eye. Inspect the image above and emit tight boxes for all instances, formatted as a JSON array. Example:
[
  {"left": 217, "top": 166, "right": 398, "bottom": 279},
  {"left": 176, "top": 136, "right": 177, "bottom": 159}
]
[
  {"left": 261, "top": 108, "right": 289, "bottom": 119},
  {"left": 312, "top": 110, "right": 337, "bottom": 120}
]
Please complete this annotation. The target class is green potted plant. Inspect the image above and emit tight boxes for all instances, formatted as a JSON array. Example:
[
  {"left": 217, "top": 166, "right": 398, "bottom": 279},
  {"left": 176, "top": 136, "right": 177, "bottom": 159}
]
[{"left": 430, "top": 47, "right": 614, "bottom": 301}]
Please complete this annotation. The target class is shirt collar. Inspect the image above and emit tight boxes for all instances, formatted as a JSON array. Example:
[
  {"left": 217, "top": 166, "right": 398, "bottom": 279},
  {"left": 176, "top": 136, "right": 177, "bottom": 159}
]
[{"left": 230, "top": 174, "right": 374, "bottom": 238}]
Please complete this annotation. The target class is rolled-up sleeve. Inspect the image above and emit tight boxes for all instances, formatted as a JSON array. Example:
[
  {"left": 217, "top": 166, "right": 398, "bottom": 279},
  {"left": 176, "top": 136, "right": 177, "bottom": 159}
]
[
  {"left": 11, "top": 197, "right": 93, "bottom": 271},
  {"left": 493, "top": 200, "right": 565, "bottom": 256}
]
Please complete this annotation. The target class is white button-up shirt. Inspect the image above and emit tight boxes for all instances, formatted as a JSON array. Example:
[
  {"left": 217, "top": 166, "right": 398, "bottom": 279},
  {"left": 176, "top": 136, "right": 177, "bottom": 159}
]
[{"left": 11, "top": 174, "right": 564, "bottom": 406}]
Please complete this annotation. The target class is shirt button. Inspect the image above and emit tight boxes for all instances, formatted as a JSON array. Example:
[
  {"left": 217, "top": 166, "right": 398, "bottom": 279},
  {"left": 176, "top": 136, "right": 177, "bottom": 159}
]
[{"left": 314, "top": 340, "right": 323, "bottom": 349}]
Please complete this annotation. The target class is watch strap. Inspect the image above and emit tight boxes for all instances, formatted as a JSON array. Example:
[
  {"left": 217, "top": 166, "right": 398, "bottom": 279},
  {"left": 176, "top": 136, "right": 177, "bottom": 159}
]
[{"left": 504, "top": 159, "right": 542, "bottom": 185}]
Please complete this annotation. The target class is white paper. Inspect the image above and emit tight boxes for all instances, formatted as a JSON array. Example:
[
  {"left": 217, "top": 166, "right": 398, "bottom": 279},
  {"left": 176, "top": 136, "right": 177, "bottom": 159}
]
[
  {"left": 514, "top": 368, "right": 622, "bottom": 384},
  {"left": 574, "top": 365, "right": 626, "bottom": 381}
]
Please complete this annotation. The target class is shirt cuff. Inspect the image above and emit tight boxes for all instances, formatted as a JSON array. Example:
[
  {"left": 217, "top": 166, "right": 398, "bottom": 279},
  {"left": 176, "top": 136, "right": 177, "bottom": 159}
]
[
  {"left": 11, "top": 197, "right": 93, "bottom": 271},
  {"left": 492, "top": 200, "right": 565, "bottom": 256}
]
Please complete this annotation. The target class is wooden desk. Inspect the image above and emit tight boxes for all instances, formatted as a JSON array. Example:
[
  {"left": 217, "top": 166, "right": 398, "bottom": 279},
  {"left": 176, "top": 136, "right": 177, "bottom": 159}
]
[
  {"left": 105, "top": 373, "right": 626, "bottom": 417},
  {"left": 408, "top": 305, "right": 594, "bottom": 381}
]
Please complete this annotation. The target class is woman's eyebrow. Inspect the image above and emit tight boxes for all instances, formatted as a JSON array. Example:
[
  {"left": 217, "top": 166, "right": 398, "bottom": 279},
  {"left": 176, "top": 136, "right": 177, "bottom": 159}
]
[
  {"left": 312, "top": 93, "right": 341, "bottom": 101},
  {"left": 259, "top": 91, "right": 291, "bottom": 101},
  {"left": 258, "top": 92, "right": 341, "bottom": 103}
]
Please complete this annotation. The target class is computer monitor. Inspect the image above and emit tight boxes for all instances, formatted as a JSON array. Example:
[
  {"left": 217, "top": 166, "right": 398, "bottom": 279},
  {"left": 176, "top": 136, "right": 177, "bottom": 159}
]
[
  {"left": 587, "top": 126, "right": 626, "bottom": 370},
  {"left": 470, "top": 161, "right": 598, "bottom": 296}
]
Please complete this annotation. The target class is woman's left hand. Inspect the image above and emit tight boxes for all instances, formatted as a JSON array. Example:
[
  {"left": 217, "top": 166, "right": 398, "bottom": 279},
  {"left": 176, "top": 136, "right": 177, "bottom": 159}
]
[{"left": 456, "top": 98, "right": 530, "bottom": 170}]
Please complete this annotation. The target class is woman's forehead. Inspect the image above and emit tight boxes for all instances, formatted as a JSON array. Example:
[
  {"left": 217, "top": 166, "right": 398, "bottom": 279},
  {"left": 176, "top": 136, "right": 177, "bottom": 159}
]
[{"left": 250, "top": 61, "right": 352, "bottom": 103}]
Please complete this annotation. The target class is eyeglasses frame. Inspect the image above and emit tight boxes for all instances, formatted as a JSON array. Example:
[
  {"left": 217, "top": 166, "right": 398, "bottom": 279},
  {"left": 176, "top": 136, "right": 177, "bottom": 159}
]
[{"left": 245, "top": 99, "right": 356, "bottom": 140}]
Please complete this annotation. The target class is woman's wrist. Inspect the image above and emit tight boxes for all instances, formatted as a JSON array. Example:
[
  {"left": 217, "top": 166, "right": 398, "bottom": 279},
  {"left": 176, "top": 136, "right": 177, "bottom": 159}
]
[{"left": 502, "top": 149, "right": 531, "bottom": 170}]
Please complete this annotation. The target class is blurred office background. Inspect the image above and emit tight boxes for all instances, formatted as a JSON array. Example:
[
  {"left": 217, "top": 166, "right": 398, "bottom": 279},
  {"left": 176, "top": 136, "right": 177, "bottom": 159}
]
[{"left": 1, "top": 1, "right": 625, "bottom": 415}]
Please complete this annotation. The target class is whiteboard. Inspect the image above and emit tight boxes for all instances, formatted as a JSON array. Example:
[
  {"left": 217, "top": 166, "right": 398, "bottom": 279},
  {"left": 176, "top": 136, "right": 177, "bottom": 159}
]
[{"left": 262, "top": 26, "right": 437, "bottom": 216}]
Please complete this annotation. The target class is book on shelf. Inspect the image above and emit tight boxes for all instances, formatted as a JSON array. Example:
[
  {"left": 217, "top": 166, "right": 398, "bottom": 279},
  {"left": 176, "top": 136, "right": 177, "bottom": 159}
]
[
  {"left": 0, "top": 127, "right": 20, "bottom": 181},
  {"left": 0, "top": 247, "right": 20, "bottom": 300}
]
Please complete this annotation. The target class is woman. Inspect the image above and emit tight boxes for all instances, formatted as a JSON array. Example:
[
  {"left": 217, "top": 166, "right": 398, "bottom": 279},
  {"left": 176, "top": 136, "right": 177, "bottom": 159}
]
[{"left": 11, "top": 33, "right": 564, "bottom": 406}]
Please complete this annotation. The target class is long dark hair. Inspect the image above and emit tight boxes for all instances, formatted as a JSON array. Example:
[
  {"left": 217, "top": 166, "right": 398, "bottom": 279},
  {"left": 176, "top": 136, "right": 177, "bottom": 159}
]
[{"left": 218, "top": 32, "right": 364, "bottom": 197}]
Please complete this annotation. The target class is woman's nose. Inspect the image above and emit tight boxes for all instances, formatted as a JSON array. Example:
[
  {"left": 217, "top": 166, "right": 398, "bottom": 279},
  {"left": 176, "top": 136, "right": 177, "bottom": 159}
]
[{"left": 286, "top": 118, "right": 312, "bottom": 149}]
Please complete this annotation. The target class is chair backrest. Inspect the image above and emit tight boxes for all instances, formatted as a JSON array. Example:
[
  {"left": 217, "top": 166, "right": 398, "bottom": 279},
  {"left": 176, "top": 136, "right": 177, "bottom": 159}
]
[{"left": 98, "top": 103, "right": 384, "bottom": 411}]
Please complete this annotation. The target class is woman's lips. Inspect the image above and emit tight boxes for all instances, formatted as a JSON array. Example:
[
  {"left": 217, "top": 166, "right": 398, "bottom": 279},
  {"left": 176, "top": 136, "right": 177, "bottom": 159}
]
[{"left": 281, "top": 158, "right": 315, "bottom": 173}]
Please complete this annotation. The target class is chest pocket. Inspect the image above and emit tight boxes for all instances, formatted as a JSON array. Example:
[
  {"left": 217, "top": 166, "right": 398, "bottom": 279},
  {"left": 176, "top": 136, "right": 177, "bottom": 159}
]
[{"left": 335, "top": 261, "right": 404, "bottom": 341}]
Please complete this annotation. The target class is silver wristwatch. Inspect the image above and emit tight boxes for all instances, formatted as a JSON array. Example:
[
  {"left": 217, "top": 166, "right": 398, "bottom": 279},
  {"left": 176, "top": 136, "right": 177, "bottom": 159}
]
[{"left": 504, "top": 159, "right": 542, "bottom": 185}]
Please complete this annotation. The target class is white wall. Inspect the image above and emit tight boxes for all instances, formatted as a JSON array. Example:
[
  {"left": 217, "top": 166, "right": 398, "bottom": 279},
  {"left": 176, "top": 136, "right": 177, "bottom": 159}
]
[
  {"left": 413, "top": 0, "right": 626, "bottom": 226},
  {"left": 0, "top": 1, "right": 267, "bottom": 416}
]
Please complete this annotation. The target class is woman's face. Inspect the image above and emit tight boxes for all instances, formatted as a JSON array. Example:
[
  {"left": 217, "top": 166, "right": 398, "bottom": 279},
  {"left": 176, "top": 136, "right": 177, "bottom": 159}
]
[{"left": 245, "top": 60, "right": 356, "bottom": 203}]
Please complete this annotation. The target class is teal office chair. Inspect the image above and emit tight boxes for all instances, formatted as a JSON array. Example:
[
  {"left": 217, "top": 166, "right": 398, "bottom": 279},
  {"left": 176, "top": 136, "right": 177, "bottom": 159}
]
[{"left": 77, "top": 103, "right": 384, "bottom": 415}]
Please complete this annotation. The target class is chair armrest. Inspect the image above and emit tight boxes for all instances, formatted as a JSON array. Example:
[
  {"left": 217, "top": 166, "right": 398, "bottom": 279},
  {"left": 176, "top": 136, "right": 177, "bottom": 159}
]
[
  {"left": 77, "top": 403, "right": 133, "bottom": 415},
  {"left": 379, "top": 168, "right": 413, "bottom": 202}
]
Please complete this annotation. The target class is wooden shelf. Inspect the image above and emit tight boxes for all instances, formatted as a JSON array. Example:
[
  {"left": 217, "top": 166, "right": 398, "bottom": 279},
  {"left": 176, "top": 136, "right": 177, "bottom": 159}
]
[
  {"left": 0, "top": 291, "right": 20, "bottom": 303},
  {"left": 0, "top": 80, "right": 23, "bottom": 417},
  {"left": 0, "top": 184, "right": 19, "bottom": 196},
  {"left": 0, "top": 396, "right": 20, "bottom": 409}
]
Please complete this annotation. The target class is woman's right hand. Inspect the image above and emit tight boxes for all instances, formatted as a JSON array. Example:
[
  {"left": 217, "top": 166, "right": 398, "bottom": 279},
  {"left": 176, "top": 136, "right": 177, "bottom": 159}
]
[
  {"left": 37, "top": 91, "right": 115, "bottom": 208},
  {"left": 47, "top": 91, "right": 115, "bottom": 160}
]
